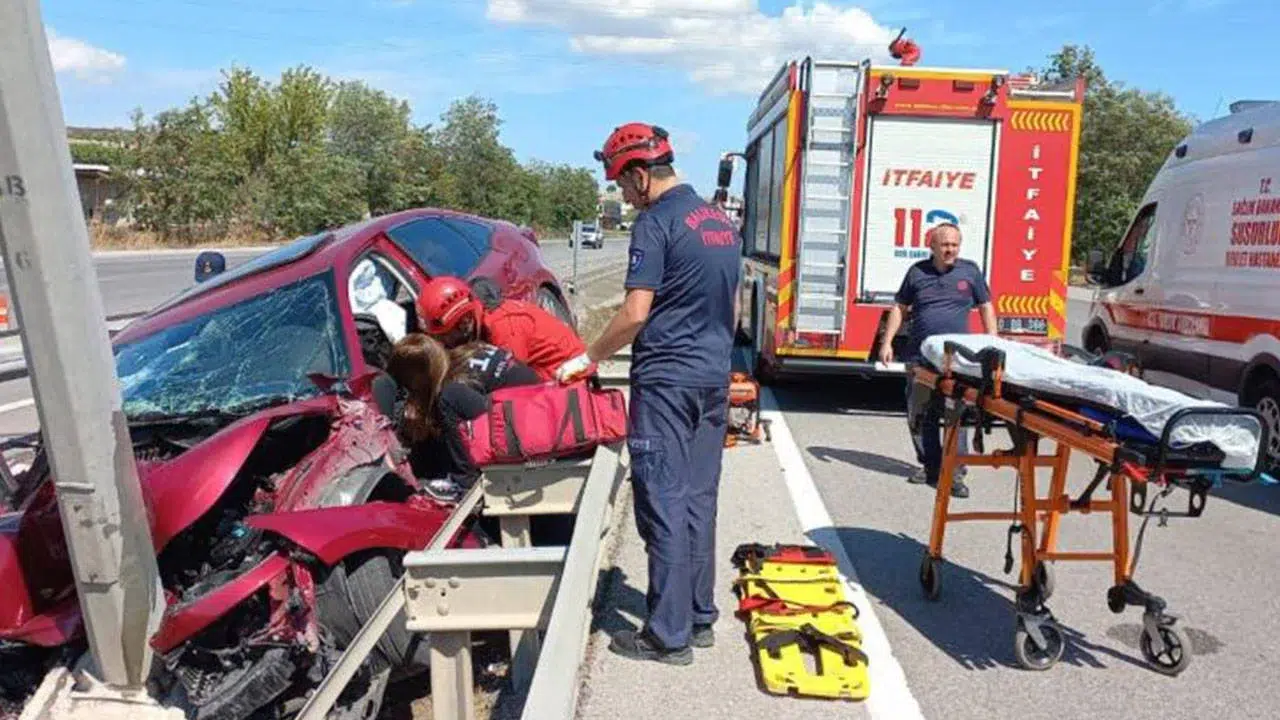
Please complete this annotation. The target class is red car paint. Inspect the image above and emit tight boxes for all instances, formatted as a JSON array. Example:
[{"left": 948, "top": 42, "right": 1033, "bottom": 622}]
[
  {"left": 143, "top": 414, "right": 277, "bottom": 550},
  {"left": 245, "top": 500, "right": 460, "bottom": 567},
  {"left": 0, "top": 208, "right": 559, "bottom": 686},
  {"left": 150, "top": 554, "right": 291, "bottom": 654}
]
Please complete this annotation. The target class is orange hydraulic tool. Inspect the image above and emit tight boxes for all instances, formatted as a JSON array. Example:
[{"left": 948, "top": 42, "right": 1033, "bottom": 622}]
[{"left": 725, "top": 371, "right": 771, "bottom": 448}]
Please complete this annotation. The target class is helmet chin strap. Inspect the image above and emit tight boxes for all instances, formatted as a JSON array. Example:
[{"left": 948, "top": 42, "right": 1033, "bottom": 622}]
[{"left": 631, "top": 167, "right": 654, "bottom": 208}]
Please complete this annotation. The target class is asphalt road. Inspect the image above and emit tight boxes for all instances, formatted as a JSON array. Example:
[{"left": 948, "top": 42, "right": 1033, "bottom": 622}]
[
  {"left": 580, "top": 284, "right": 1280, "bottom": 720},
  {"left": 0, "top": 238, "right": 631, "bottom": 442}
]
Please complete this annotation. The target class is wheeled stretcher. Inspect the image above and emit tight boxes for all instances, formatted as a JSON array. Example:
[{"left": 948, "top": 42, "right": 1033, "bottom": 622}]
[{"left": 910, "top": 334, "right": 1273, "bottom": 675}]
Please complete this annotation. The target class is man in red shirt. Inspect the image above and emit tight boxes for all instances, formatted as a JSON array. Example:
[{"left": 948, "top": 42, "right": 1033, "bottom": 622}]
[{"left": 415, "top": 275, "right": 585, "bottom": 381}]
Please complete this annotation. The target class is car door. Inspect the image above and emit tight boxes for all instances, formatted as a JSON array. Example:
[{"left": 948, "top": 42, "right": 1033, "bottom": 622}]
[{"left": 1096, "top": 201, "right": 1159, "bottom": 361}]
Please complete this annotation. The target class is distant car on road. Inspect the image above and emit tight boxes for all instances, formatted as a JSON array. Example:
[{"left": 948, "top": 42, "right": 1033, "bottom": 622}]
[{"left": 571, "top": 221, "right": 604, "bottom": 249}]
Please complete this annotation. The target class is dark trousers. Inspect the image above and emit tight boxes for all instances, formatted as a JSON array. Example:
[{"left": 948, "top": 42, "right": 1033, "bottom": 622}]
[
  {"left": 905, "top": 366, "right": 969, "bottom": 483},
  {"left": 627, "top": 382, "right": 729, "bottom": 650}
]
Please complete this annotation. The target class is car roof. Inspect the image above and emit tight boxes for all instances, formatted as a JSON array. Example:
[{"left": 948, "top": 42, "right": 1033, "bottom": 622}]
[{"left": 113, "top": 207, "right": 512, "bottom": 345}]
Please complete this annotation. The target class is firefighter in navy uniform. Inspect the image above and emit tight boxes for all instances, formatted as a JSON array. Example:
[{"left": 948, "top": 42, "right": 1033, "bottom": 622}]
[{"left": 557, "top": 123, "right": 741, "bottom": 666}]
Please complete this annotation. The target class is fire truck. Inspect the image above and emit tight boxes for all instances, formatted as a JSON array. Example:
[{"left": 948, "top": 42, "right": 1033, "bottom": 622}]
[{"left": 715, "top": 32, "right": 1085, "bottom": 381}]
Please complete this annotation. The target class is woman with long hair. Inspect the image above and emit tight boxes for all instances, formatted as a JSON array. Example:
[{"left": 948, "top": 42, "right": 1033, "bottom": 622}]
[{"left": 387, "top": 333, "right": 541, "bottom": 499}]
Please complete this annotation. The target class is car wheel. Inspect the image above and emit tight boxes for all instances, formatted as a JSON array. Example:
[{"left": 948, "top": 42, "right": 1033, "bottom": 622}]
[{"left": 537, "top": 285, "right": 575, "bottom": 329}]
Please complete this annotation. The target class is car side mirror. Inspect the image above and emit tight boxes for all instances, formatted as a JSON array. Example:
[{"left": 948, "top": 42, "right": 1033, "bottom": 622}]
[
  {"left": 1085, "top": 249, "right": 1107, "bottom": 284},
  {"left": 717, "top": 157, "right": 734, "bottom": 189},
  {"left": 194, "top": 251, "right": 226, "bottom": 283}
]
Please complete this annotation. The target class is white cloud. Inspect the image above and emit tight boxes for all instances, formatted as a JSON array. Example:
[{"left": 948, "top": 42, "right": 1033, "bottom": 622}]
[
  {"left": 47, "top": 29, "right": 126, "bottom": 83},
  {"left": 486, "top": 0, "right": 900, "bottom": 94}
]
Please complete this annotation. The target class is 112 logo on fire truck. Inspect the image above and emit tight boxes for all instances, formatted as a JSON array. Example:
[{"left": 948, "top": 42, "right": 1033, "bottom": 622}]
[{"left": 893, "top": 207, "right": 958, "bottom": 258}]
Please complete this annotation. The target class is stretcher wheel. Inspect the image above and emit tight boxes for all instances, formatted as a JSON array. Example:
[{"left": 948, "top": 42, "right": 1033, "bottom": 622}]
[
  {"left": 1033, "top": 562, "right": 1055, "bottom": 602},
  {"left": 1140, "top": 623, "right": 1191, "bottom": 676},
  {"left": 919, "top": 553, "right": 941, "bottom": 601},
  {"left": 1013, "top": 621, "right": 1065, "bottom": 671},
  {"left": 1107, "top": 586, "right": 1127, "bottom": 614}
]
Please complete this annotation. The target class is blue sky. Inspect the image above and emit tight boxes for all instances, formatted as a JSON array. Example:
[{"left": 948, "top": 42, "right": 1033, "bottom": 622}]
[{"left": 43, "top": 0, "right": 1276, "bottom": 196}]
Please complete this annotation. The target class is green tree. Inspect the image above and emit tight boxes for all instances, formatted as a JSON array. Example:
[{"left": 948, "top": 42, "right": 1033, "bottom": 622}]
[
  {"left": 254, "top": 142, "right": 367, "bottom": 236},
  {"left": 1040, "top": 45, "right": 1195, "bottom": 263},
  {"left": 329, "top": 80, "right": 414, "bottom": 215},
  {"left": 124, "top": 100, "right": 241, "bottom": 240},
  {"left": 394, "top": 126, "right": 457, "bottom": 211},
  {"left": 436, "top": 96, "right": 522, "bottom": 218}
]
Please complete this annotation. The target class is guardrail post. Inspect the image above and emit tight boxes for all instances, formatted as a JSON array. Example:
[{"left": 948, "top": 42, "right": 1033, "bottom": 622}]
[
  {"left": 500, "top": 516, "right": 540, "bottom": 693},
  {"left": 430, "top": 632, "right": 475, "bottom": 720}
]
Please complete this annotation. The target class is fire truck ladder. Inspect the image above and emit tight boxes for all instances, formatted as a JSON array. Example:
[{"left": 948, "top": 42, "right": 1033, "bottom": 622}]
[{"left": 793, "top": 60, "right": 861, "bottom": 336}]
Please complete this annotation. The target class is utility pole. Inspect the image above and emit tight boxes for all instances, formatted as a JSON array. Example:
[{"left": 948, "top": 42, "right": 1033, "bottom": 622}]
[{"left": 0, "top": 1, "right": 172, "bottom": 716}]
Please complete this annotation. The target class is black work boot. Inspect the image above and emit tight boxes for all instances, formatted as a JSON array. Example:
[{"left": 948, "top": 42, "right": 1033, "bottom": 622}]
[
  {"left": 609, "top": 629, "right": 693, "bottom": 665},
  {"left": 691, "top": 624, "right": 715, "bottom": 649}
]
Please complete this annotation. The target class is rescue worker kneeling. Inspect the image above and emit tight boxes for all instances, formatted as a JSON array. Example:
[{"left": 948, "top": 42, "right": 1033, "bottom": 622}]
[
  {"left": 558, "top": 122, "right": 741, "bottom": 666},
  {"left": 415, "top": 275, "right": 586, "bottom": 382},
  {"left": 387, "top": 333, "right": 540, "bottom": 500}
]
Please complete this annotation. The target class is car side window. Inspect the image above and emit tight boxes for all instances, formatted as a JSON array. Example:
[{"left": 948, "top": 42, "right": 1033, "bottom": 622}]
[
  {"left": 386, "top": 218, "right": 485, "bottom": 278},
  {"left": 442, "top": 218, "right": 494, "bottom": 255}
]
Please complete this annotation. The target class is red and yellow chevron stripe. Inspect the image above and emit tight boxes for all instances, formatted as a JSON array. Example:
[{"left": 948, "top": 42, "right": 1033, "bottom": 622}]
[
  {"left": 1048, "top": 271, "right": 1067, "bottom": 339},
  {"left": 997, "top": 295, "right": 1051, "bottom": 315},
  {"left": 1010, "top": 110, "right": 1071, "bottom": 133}
]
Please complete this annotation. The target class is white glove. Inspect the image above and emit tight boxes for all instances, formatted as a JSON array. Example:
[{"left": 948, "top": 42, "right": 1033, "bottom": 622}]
[{"left": 556, "top": 352, "right": 593, "bottom": 383}]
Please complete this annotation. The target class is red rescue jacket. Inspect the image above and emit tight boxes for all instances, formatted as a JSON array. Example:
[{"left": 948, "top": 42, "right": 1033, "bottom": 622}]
[{"left": 482, "top": 299, "right": 586, "bottom": 381}]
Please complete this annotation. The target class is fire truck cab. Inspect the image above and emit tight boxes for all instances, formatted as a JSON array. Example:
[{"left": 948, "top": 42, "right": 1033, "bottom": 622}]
[{"left": 716, "top": 43, "right": 1086, "bottom": 382}]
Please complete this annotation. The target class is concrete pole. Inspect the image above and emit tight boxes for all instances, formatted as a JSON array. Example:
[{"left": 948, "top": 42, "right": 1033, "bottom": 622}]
[{"left": 0, "top": 0, "right": 164, "bottom": 693}]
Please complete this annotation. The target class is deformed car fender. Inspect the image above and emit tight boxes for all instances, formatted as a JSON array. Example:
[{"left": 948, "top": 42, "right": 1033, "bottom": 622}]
[
  {"left": 149, "top": 553, "right": 291, "bottom": 654},
  {"left": 244, "top": 500, "right": 472, "bottom": 566},
  {"left": 143, "top": 416, "right": 273, "bottom": 551}
]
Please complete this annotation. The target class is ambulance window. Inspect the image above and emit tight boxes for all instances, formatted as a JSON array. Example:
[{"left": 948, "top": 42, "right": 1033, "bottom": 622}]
[{"left": 1112, "top": 203, "right": 1157, "bottom": 284}]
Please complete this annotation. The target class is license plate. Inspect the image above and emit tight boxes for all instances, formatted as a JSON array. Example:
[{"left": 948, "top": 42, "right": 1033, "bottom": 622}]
[{"left": 999, "top": 316, "right": 1048, "bottom": 335}]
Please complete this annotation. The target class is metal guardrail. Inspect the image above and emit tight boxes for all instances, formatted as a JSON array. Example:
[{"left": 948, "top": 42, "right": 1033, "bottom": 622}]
[
  {"left": 296, "top": 350, "right": 633, "bottom": 720},
  {"left": 0, "top": 309, "right": 147, "bottom": 339}
]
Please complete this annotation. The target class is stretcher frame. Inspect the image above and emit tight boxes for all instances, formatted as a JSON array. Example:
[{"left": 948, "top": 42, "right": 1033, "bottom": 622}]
[{"left": 911, "top": 340, "right": 1270, "bottom": 675}]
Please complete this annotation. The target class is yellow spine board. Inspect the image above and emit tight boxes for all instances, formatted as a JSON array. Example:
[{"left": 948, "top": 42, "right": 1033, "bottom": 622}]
[{"left": 731, "top": 546, "right": 871, "bottom": 701}]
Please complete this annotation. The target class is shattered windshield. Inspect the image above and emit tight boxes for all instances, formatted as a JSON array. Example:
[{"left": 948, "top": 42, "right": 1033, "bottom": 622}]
[{"left": 114, "top": 271, "right": 351, "bottom": 419}]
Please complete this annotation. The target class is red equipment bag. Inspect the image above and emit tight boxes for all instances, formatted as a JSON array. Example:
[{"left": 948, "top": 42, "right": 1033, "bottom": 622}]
[{"left": 460, "top": 379, "right": 628, "bottom": 466}]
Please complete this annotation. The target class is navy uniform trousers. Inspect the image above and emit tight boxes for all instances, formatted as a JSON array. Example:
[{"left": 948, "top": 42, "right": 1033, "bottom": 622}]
[{"left": 627, "top": 382, "right": 730, "bottom": 651}]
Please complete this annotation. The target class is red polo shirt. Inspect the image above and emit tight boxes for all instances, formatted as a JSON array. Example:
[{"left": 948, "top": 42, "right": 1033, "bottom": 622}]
[{"left": 482, "top": 300, "right": 586, "bottom": 381}]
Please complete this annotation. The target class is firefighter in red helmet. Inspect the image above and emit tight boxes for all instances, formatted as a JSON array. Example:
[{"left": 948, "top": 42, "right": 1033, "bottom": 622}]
[
  {"left": 558, "top": 123, "right": 742, "bottom": 666},
  {"left": 415, "top": 275, "right": 585, "bottom": 382}
]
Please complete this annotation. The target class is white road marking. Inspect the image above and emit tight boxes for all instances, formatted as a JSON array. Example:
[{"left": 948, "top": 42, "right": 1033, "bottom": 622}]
[
  {"left": 0, "top": 398, "right": 34, "bottom": 414},
  {"left": 761, "top": 386, "right": 927, "bottom": 720}
]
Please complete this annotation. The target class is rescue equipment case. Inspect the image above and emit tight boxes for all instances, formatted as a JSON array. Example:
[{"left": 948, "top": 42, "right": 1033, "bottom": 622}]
[
  {"left": 725, "top": 372, "right": 772, "bottom": 448},
  {"left": 460, "top": 378, "right": 628, "bottom": 466},
  {"left": 730, "top": 543, "right": 870, "bottom": 701}
]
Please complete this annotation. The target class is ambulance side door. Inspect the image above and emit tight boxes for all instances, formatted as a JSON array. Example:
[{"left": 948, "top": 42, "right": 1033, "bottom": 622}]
[
  {"left": 1095, "top": 201, "right": 1160, "bottom": 361},
  {"left": 1138, "top": 183, "right": 1215, "bottom": 387}
]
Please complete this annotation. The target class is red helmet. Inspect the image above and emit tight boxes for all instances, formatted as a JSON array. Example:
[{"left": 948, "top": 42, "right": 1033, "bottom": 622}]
[
  {"left": 594, "top": 123, "right": 674, "bottom": 181},
  {"left": 416, "top": 276, "right": 482, "bottom": 337}
]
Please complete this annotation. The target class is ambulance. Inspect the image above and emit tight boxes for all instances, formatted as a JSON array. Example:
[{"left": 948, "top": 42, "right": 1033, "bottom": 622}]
[
  {"left": 713, "top": 34, "right": 1085, "bottom": 382},
  {"left": 1080, "top": 99, "right": 1280, "bottom": 466}
]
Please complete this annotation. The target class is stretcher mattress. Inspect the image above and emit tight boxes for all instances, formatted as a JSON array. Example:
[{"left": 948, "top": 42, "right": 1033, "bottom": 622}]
[{"left": 920, "top": 334, "right": 1263, "bottom": 470}]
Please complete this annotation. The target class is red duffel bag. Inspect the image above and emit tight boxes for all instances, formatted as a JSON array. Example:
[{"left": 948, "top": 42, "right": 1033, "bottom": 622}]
[{"left": 459, "top": 378, "right": 628, "bottom": 466}]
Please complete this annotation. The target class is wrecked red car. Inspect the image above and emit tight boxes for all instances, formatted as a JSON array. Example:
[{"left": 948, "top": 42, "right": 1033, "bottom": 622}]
[{"left": 0, "top": 209, "right": 572, "bottom": 719}]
